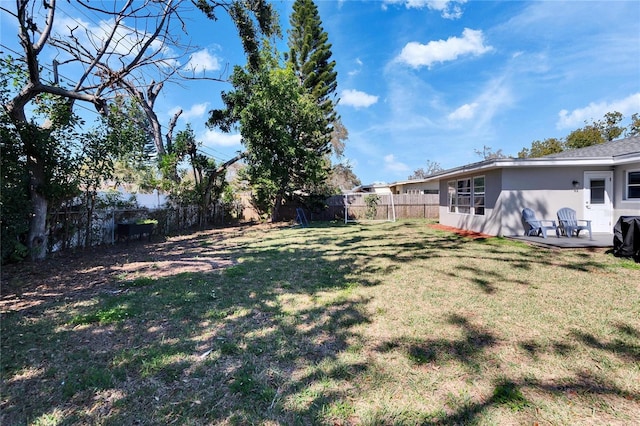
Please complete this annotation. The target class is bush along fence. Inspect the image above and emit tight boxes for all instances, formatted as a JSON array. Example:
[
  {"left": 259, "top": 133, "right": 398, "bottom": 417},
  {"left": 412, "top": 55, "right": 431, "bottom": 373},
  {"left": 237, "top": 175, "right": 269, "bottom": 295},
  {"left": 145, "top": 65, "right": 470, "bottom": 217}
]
[
  {"left": 45, "top": 201, "right": 243, "bottom": 254},
  {"left": 31, "top": 194, "right": 436, "bottom": 258}
]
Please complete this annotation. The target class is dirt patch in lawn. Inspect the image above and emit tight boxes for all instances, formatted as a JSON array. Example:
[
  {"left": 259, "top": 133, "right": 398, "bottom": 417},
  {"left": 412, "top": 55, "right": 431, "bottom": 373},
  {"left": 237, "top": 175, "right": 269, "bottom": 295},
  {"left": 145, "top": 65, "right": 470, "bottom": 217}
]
[
  {"left": 2, "top": 223, "right": 487, "bottom": 314},
  {"left": 0, "top": 224, "right": 274, "bottom": 314},
  {"left": 427, "top": 223, "right": 493, "bottom": 240}
]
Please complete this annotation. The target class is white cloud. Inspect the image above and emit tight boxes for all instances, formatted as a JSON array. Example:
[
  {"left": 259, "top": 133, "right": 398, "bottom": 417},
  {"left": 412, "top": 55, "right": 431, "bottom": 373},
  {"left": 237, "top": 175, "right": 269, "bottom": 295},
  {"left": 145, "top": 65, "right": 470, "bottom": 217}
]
[
  {"left": 396, "top": 28, "right": 493, "bottom": 69},
  {"left": 383, "top": 154, "right": 410, "bottom": 173},
  {"left": 184, "top": 49, "right": 221, "bottom": 73},
  {"left": 348, "top": 58, "right": 364, "bottom": 76},
  {"left": 446, "top": 77, "right": 513, "bottom": 130},
  {"left": 341, "top": 89, "right": 379, "bottom": 108},
  {"left": 556, "top": 93, "right": 640, "bottom": 129},
  {"left": 447, "top": 102, "right": 479, "bottom": 121},
  {"left": 179, "top": 103, "right": 209, "bottom": 122},
  {"left": 200, "top": 129, "right": 241, "bottom": 147},
  {"left": 384, "top": 0, "right": 467, "bottom": 19}
]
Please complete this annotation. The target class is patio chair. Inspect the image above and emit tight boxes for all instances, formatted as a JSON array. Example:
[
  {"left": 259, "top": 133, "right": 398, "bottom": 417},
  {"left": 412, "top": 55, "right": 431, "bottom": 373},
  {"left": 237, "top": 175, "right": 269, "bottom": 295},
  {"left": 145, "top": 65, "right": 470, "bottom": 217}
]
[
  {"left": 557, "top": 207, "right": 592, "bottom": 239},
  {"left": 522, "top": 208, "right": 559, "bottom": 238}
]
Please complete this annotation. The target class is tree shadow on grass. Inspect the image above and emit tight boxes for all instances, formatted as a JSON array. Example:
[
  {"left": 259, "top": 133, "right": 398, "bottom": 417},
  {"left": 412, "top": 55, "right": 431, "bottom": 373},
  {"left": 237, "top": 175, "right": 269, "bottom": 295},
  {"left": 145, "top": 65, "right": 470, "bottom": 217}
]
[
  {"left": 418, "top": 370, "right": 638, "bottom": 425},
  {"left": 2, "top": 221, "right": 636, "bottom": 424},
  {"left": 615, "top": 321, "right": 640, "bottom": 339},
  {"left": 375, "top": 314, "right": 498, "bottom": 373},
  {"left": 570, "top": 329, "right": 640, "bottom": 362},
  {"left": 519, "top": 339, "right": 576, "bottom": 360},
  {"left": 1, "top": 228, "right": 378, "bottom": 425}
]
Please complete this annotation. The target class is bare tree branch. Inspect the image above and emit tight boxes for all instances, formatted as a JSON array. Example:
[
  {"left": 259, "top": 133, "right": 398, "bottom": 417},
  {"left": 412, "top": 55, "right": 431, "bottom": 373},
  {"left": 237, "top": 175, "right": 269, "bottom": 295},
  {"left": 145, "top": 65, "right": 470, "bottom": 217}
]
[
  {"left": 31, "top": 0, "right": 55, "bottom": 54},
  {"left": 166, "top": 108, "right": 183, "bottom": 153},
  {"left": 72, "top": 0, "right": 136, "bottom": 93}
]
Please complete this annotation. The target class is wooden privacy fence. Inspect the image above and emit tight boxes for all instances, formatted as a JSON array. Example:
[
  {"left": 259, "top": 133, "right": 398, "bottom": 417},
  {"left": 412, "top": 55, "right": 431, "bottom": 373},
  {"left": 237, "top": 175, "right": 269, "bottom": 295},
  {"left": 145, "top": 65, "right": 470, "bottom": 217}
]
[
  {"left": 297, "top": 193, "right": 439, "bottom": 222},
  {"left": 393, "top": 193, "right": 440, "bottom": 219}
]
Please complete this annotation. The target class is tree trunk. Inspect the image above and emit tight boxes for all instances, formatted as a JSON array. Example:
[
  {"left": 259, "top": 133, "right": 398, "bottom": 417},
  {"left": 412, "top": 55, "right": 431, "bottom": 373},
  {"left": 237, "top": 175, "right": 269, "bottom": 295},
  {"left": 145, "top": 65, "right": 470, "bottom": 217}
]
[
  {"left": 26, "top": 153, "right": 48, "bottom": 261},
  {"left": 272, "top": 193, "right": 283, "bottom": 222},
  {"left": 85, "top": 191, "right": 96, "bottom": 248}
]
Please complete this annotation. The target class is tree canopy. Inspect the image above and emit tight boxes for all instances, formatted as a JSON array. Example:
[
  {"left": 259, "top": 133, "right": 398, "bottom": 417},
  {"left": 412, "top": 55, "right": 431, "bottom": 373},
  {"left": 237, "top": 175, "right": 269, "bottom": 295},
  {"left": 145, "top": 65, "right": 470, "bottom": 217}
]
[
  {"left": 287, "top": 0, "right": 345, "bottom": 157},
  {"left": 209, "top": 45, "right": 330, "bottom": 221},
  {"left": 288, "top": 0, "right": 338, "bottom": 123},
  {"left": 518, "top": 111, "right": 638, "bottom": 158},
  {"left": 408, "top": 160, "right": 443, "bottom": 180},
  {"left": 0, "top": 0, "right": 278, "bottom": 261}
]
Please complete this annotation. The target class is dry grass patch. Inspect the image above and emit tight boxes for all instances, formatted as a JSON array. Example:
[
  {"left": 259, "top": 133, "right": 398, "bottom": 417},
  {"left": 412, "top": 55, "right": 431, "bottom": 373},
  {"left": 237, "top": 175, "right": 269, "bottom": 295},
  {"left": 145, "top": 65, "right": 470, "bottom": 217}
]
[{"left": 2, "top": 220, "right": 639, "bottom": 425}]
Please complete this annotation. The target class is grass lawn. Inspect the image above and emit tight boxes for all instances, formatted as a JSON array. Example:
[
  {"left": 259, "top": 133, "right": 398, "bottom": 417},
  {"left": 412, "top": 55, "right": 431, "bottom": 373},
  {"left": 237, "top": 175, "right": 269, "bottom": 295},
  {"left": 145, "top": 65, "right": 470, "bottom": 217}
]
[{"left": 1, "top": 220, "right": 639, "bottom": 425}]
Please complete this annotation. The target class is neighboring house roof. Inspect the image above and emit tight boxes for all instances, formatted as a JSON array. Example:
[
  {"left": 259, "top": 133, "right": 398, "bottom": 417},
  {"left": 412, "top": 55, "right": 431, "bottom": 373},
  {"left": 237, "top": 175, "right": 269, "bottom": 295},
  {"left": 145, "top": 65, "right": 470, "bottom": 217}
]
[
  {"left": 542, "top": 136, "right": 640, "bottom": 159},
  {"left": 348, "top": 182, "right": 392, "bottom": 194},
  {"left": 365, "top": 137, "right": 640, "bottom": 189},
  {"left": 422, "top": 135, "right": 640, "bottom": 182}
]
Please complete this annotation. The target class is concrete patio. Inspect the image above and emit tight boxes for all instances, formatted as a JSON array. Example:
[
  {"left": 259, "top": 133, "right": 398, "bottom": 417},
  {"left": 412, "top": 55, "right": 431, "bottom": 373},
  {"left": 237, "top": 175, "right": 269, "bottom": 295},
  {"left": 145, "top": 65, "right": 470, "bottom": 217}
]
[{"left": 506, "top": 233, "right": 613, "bottom": 249}]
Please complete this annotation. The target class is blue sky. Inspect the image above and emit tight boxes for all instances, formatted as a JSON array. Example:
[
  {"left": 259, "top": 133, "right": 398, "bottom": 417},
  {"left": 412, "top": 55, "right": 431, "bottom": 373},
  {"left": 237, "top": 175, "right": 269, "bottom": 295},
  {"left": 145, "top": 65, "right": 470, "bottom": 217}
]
[{"left": 2, "top": 1, "right": 639, "bottom": 186}]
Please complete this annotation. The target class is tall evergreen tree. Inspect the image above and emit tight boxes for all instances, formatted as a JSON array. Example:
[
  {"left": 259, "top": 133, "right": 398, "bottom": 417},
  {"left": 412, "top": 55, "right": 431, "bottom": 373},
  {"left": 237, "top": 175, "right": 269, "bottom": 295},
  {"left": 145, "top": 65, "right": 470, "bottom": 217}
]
[
  {"left": 288, "top": 0, "right": 341, "bottom": 152},
  {"left": 208, "top": 44, "right": 330, "bottom": 221}
]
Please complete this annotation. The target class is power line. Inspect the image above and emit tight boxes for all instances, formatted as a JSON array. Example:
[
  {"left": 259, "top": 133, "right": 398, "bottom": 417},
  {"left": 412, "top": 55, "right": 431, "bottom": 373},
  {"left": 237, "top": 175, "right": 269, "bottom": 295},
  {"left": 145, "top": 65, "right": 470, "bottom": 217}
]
[
  {"left": 198, "top": 144, "right": 228, "bottom": 159},
  {"left": 196, "top": 146, "right": 228, "bottom": 163}
]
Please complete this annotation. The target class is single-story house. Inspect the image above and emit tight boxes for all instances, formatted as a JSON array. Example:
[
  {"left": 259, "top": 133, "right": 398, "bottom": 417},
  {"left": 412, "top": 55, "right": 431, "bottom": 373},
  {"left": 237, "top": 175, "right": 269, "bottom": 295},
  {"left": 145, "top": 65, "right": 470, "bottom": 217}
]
[
  {"left": 389, "top": 179, "right": 440, "bottom": 195},
  {"left": 426, "top": 136, "right": 640, "bottom": 236},
  {"left": 349, "top": 182, "right": 393, "bottom": 194}
]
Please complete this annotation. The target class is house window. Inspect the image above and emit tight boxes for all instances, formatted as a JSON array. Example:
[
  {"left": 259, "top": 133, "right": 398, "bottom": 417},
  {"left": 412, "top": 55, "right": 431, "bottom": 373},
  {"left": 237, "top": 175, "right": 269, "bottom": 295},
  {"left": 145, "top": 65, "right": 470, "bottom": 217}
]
[
  {"left": 628, "top": 170, "right": 640, "bottom": 199},
  {"left": 448, "top": 176, "right": 485, "bottom": 215},
  {"left": 448, "top": 181, "right": 456, "bottom": 212},
  {"left": 457, "top": 179, "right": 471, "bottom": 214},
  {"left": 473, "top": 176, "right": 485, "bottom": 216},
  {"left": 590, "top": 179, "right": 606, "bottom": 204}
]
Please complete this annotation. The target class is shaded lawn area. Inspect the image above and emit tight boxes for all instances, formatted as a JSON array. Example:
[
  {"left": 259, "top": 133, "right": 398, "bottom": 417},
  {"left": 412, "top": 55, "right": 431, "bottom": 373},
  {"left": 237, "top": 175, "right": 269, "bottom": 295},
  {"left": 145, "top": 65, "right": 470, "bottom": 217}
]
[{"left": 1, "top": 220, "right": 639, "bottom": 425}]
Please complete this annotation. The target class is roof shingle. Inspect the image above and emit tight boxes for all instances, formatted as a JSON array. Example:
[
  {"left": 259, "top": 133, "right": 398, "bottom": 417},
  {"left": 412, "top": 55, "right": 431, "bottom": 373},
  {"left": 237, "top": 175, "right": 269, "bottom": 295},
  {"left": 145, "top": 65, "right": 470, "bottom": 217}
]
[{"left": 543, "top": 135, "right": 640, "bottom": 158}]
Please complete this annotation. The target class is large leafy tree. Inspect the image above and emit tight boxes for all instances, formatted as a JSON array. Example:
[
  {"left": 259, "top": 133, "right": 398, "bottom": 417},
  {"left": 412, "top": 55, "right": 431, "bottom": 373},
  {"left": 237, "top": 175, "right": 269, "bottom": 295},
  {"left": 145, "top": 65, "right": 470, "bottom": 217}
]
[
  {"left": 329, "top": 163, "right": 361, "bottom": 192},
  {"left": 408, "top": 160, "right": 443, "bottom": 180},
  {"left": 564, "top": 111, "right": 626, "bottom": 149},
  {"left": 565, "top": 123, "right": 605, "bottom": 149},
  {"left": 517, "top": 138, "right": 565, "bottom": 159},
  {"left": 519, "top": 111, "right": 637, "bottom": 158},
  {"left": 157, "top": 124, "right": 231, "bottom": 227},
  {"left": 1, "top": 0, "right": 192, "bottom": 259},
  {"left": 626, "top": 113, "right": 640, "bottom": 137},
  {"left": 209, "top": 45, "right": 330, "bottom": 221},
  {"left": 597, "top": 111, "right": 625, "bottom": 142},
  {"left": 196, "top": 0, "right": 276, "bottom": 71},
  {"left": 106, "top": 96, "right": 158, "bottom": 191},
  {"left": 1, "top": 0, "right": 276, "bottom": 260}
]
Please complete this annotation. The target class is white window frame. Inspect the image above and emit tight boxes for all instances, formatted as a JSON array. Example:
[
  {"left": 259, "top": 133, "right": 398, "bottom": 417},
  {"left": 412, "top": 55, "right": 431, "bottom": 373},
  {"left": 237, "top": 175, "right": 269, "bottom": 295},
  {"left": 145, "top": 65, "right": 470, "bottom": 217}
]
[
  {"left": 457, "top": 178, "right": 472, "bottom": 214},
  {"left": 626, "top": 169, "right": 640, "bottom": 200},
  {"left": 448, "top": 175, "right": 485, "bottom": 215},
  {"left": 448, "top": 181, "right": 456, "bottom": 212},
  {"left": 473, "top": 176, "right": 485, "bottom": 216}
]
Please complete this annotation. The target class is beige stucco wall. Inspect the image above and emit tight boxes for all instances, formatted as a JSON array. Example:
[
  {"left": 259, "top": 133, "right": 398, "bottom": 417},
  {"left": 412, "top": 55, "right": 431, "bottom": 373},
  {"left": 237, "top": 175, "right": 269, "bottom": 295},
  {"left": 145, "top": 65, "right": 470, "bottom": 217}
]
[
  {"left": 438, "top": 169, "right": 503, "bottom": 235},
  {"left": 496, "top": 167, "right": 605, "bottom": 236},
  {"left": 438, "top": 164, "right": 637, "bottom": 237},
  {"left": 614, "top": 161, "right": 640, "bottom": 217}
]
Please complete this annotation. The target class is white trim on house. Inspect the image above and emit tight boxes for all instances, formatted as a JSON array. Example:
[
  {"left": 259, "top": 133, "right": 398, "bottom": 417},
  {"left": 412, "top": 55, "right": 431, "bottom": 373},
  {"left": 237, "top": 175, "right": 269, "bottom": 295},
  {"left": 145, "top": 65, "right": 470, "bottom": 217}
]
[
  {"left": 425, "top": 157, "right": 637, "bottom": 182},
  {"left": 429, "top": 137, "right": 640, "bottom": 236},
  {"left": 583, "top": 171, "right": 614, "bottom": 232}
]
